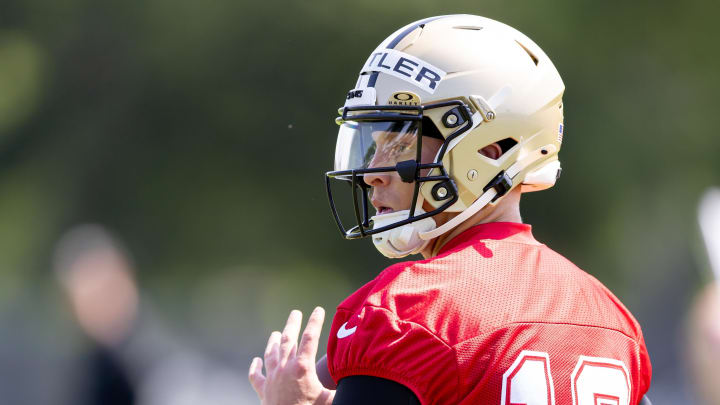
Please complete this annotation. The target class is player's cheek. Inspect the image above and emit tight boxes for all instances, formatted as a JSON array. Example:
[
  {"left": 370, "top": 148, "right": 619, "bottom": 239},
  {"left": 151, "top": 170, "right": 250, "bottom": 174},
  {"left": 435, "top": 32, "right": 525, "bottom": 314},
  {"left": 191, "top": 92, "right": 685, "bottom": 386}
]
[{"left": 400, "top": 182, "right": 417, "bottom": 209}]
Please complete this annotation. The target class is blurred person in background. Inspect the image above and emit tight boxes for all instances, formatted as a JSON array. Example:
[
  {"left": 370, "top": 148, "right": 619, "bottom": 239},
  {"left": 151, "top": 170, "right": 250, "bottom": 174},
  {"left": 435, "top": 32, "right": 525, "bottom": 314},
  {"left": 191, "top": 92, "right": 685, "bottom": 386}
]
[
  {"left": 54, "top": 224, "right": 139, "bottom": 405},
  {"left": 687, "top": 283, "right": 720, "bottom": 404},
  {"left": 249, "top": 15, "right": 652, "bottom": 405},
  {"left": 689, "top": 189, "right": 720, "bottom": 404},
  {"left": 54, "top": 224, "right": 253, "bottom": 405}
]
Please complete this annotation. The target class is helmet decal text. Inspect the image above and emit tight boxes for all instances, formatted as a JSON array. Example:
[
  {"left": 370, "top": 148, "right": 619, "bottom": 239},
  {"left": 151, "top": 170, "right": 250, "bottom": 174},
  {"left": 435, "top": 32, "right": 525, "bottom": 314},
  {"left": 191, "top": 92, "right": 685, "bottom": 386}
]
[
  {"left": 343, "top": 87, "right": 377, "bottom": 107},
  {"left": 361, "top": 49, "right": 446, "bottom": 94}
]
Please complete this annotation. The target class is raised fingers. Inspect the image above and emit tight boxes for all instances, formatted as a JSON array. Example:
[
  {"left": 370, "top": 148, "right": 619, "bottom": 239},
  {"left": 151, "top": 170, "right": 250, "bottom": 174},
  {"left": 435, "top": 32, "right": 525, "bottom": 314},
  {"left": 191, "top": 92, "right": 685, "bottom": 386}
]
[
  {"left": 298, "top": 307, "right": 325, "bottom": 362},
  {"left": 248, "top": 357, "right": 266, "bottom": 399},
  {"left": 264, "top": 331, "right": 281, "bottom": 371},
  {"left": 280, "top": 310, "right": 303, "bottom": 365}
]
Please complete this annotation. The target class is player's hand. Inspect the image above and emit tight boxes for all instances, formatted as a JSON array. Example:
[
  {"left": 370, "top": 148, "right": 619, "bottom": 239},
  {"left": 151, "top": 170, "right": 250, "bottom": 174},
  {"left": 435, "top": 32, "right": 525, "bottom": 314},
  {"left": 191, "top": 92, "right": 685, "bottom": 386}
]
[{"left": 248, "top": 307, "right": 335, "bottom": 405}]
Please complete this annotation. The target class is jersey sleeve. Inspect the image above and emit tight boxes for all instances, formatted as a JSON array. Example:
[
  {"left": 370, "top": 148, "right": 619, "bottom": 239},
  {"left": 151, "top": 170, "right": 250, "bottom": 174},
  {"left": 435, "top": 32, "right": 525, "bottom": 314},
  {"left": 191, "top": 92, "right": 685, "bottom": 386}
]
[{"left": 327, "top": 304, "right": 458, "bottom": 405}]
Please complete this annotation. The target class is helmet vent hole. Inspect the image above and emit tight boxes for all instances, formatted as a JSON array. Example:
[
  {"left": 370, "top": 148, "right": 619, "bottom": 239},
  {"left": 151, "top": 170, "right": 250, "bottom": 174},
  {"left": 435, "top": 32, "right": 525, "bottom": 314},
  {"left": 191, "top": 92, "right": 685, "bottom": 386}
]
[
  {"left": 453, "top": 25, "right": 484, "bottom": 31},
  {"left": 515, "top": 40, "right": 539, "bottom": 66}
]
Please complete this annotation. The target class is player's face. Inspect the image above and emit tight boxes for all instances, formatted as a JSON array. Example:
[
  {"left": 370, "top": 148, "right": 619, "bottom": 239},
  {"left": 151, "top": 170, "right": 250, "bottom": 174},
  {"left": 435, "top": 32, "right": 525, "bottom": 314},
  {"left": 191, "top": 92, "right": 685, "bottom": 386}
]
[{"left": 364, "top": 135, "right": 443, "bottom": 215}]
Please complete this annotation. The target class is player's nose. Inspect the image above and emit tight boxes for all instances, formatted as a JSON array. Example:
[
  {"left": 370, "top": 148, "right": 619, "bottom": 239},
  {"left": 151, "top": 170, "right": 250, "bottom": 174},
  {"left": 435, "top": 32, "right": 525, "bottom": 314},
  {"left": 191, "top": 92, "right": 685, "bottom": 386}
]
[{"left": 363, "top": 171, "right": 391, "bottom": 187}]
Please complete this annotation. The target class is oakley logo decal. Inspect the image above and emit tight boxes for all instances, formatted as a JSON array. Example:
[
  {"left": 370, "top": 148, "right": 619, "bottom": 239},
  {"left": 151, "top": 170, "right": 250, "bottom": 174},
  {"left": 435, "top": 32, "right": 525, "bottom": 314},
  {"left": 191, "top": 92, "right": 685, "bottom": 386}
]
[{"left": 388, "top": 91, "right": 420, "bottom": 106}]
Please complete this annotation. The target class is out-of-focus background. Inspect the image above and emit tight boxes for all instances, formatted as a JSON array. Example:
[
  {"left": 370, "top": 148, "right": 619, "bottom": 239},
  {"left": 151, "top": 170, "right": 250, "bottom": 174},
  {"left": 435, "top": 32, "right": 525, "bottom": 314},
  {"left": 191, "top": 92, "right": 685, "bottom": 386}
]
[{"left": 0, "top": 0, "right": 718, "bottom": 404}]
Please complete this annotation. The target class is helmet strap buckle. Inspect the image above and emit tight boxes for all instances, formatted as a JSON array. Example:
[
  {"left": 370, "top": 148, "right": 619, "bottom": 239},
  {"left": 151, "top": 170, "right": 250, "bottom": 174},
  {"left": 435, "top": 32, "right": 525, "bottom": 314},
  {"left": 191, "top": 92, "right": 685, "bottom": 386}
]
[{"left": 483, "top": 171, "right": 513, "bottom": 202}]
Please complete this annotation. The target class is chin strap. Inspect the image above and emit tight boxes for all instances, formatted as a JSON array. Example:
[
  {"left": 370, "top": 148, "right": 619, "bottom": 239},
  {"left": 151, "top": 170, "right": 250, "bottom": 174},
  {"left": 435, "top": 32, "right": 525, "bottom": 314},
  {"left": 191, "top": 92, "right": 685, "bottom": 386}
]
[
  {"left": 369, "top": 196, "right": 437, "bottom": 258},
  {"left": 419, "top": 144, "right": 557, "bottom": 241},
  {"left": 370, "top": 209, "right": 436, "bottom": 258}
]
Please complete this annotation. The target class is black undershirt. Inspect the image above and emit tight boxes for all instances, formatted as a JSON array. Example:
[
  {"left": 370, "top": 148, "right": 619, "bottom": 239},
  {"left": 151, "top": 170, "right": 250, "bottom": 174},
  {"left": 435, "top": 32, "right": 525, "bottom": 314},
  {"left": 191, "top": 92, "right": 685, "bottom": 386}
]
[{"left": 332, "top": 375, "right": 420, "bottom": 405}]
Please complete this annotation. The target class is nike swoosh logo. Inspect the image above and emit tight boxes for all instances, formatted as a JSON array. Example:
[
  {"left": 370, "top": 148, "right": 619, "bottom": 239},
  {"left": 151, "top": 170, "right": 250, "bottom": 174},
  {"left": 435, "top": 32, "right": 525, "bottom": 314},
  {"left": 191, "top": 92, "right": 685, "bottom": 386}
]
[{"left": 337, "top": 322, "right": 357, "bottom": 339}]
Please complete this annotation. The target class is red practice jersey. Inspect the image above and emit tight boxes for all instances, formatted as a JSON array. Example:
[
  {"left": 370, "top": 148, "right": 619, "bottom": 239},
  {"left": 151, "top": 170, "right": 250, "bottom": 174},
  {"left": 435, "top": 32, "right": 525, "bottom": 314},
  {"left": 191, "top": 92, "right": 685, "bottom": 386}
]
[{"left": 327, "top": 222, "right": 652, "bottom": 405}]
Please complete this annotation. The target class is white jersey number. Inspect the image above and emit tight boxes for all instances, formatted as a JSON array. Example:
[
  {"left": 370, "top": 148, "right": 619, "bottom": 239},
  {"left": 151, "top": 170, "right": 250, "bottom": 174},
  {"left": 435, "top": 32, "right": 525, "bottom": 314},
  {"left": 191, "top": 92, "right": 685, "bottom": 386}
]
[
  {"left": 501, "top": 351, "right": 555, "bottom": 405},
  {"left": 571, "top": 356, "right": 631, "bottom": 405},
  {"left": 501, "top": 352, "right": 631, "bottom": 405}
]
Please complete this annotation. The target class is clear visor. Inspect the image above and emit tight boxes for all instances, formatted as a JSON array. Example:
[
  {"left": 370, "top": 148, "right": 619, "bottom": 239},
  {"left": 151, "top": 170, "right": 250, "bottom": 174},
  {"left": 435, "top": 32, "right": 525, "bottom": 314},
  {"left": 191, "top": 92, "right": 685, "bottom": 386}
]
[{"left": 334, "top": 120, "right": 419, "bottom": 173}]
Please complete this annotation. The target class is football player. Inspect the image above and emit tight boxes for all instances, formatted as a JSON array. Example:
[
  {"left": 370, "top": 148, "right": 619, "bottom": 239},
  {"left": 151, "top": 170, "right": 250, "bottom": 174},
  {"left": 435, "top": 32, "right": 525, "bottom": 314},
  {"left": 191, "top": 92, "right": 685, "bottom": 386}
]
[{"left": 249, "top": 14, "right": 652, "bottom": 404}]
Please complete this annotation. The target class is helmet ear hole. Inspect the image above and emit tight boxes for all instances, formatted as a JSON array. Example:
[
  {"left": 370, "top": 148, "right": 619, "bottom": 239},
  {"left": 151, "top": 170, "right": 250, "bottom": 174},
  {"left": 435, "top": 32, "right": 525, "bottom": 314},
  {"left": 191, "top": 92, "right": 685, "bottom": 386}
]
[
  {"left": 496, "top": 137, "right": 518, "bottom": 153},
  {"left": 478, "top": 138, "right": 517, "bottom": 160}
]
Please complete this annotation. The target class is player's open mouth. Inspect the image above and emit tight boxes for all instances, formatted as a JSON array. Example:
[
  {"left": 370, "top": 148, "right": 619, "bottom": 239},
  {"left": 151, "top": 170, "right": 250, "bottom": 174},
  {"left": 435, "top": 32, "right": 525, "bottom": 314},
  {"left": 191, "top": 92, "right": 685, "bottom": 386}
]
[{"left": 378, "top": 207, "right": 394, "bottom": 215}]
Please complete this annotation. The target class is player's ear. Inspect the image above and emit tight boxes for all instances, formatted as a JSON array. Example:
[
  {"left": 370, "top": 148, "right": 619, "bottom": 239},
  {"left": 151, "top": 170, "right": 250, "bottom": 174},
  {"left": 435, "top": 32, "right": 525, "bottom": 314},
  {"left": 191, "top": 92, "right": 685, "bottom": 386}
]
[{"left": 478, "top": 143, "right": 503, "bottom": 160}]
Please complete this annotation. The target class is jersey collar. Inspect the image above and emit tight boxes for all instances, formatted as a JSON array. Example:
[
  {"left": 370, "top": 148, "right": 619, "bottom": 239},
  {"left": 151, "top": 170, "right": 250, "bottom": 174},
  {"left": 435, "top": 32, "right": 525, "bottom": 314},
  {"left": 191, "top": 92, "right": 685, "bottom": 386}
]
[{"left": 437, "top": 222, "right": 539, "bottom": 255}]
